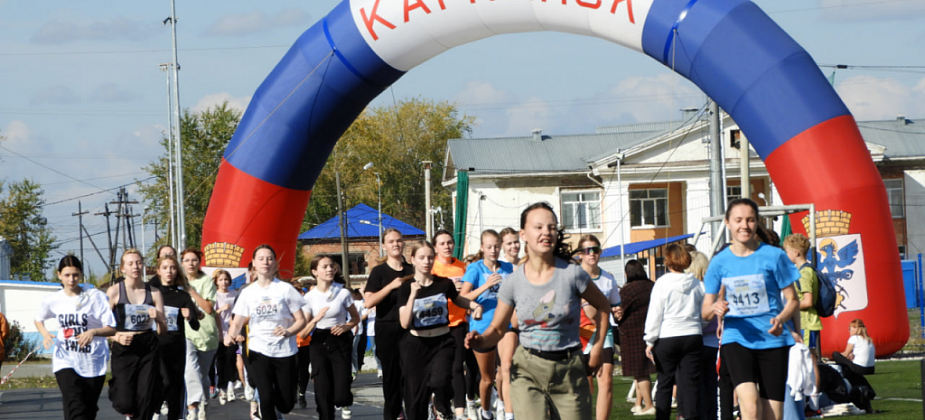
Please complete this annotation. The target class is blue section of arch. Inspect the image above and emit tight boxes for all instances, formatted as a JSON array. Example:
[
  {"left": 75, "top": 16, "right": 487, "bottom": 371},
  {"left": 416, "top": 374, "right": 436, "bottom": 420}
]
[
  {"left": 642, "top": 0, "right": 850, "bottom": 159},
  {"left": 223, "top": 1, "right": 403, "bottom": 191}
]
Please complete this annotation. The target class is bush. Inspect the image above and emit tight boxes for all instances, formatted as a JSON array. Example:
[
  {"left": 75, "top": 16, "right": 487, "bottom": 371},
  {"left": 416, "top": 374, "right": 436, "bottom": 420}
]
[{"left": 4, "top": 320, "right": 38, "bottom": 361}]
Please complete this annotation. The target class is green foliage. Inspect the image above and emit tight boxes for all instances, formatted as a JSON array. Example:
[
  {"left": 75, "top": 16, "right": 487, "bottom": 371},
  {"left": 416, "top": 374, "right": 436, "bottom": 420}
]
[
  {"left": 304, "top": 98, "right": 474, "bottom": 234},
  {"left": 138, "top": 102, "right": 242, "bottom": 253},
  {"left": 0, "top": 179, "right": 57, "bottom": 281},
  {"left": 4, "top": 321, "right": 38, "bottom": 361}
]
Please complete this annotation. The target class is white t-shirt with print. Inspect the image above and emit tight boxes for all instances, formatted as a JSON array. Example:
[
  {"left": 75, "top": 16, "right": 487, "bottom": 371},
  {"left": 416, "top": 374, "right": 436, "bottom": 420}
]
[
  {"left": 592, "top": 270, "right": 621, "bottom": 326},
  {"left": 233, "top": 279, "right": 305, "bottom": 358},
  {"left": 302, "top": 285, "right": 354, "bottom": 330},
  {"left": 35, "top": 287, "right": 116, "bottom": 377}
]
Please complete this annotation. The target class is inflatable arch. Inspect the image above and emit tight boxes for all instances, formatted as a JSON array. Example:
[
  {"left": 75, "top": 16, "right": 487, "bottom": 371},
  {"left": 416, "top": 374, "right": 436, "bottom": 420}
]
[{"left": 201, "top": 0, "right": 909, "bottom": 356}]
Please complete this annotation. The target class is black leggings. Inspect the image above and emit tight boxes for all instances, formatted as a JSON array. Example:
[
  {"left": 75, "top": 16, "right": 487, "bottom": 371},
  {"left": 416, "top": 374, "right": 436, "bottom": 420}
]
[
  {"left": 56, "top": 369, "right": 105, "bottom": 420},
  {"left": 297, "top": 344, "right": 311, "bottom": 394},
  {"left": 400, "top": 333, "right": 456, "bottom": 420},
  {"left": 311, "top": 329, "right": 355, "bottom": 420},
  {"left": 653, "top": 335, "right": 702, "bottom": 420},
  {"left": 109, "top": 332, "right": 161, "bottom": 419},
  {"left": 449, "top": 323, "right": 478, "bottom": 409},
  {"left": 699, "top": 346, "right": 719, "bottom": 420},
  {"left": 376, "top": 321, "right": 406, "bottom": 420},
  {"left": 248, "top": 351, "right": 298, "bottom": 418},
  {"left": 213, "top": 342, "right": 238, "bottom": 390},
  {"left": 159, "top": 339, "right": 187, "bottom": 420}
]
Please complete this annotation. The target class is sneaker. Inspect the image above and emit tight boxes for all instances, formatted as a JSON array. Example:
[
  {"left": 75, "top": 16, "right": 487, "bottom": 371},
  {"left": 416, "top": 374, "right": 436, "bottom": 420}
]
[
  {"left": 342, "top": 406, "right": 352, "bottom": 419},
  {"left": 631, "top": 405, "right": 642, "bottom": 414},
  {"left": 671, "top": 397, "right": 677, "bottom": 409},
  {"left": 210, "top": 386, "right": 219, "bottom": 399},
  {"left": 251, "top": 401, "right": 261, "bottom": 420},
  {"left": 480, "top": 408, "right": 493, "bottom": 420},
  {"left": 227, "top": 383, "right": 236, "bottom": 402},
  {"left": 377, "top": 369, "right": 383, "bottom": 379},
  {"left": 198, "top": 406, "right": 207, "bottom": 420},
  {"left": 494, "top": 399, "right": 503, "bottom": 420},
  {"left": 152, "top": 414, "right": 160, "bottom": 420},
  {"left": 466, "top": 402, "right": 479, "bottom": 420},
  {"left": 161, "top": 402, "right": 170, "bottom": 416},
  {"left": 245, "top": 384, "right": 255, "bottom": 402},
  {"left": 234, "top": 380, "right": 243, "bottom": 390},
  {"left": 298, "top": 392, "right": 306, "bottom": 409},
  {"left": 185, "top": 408, "right": 198, "bottom": 420},
  {"left": 634, "top": 406, "right": 655, "bottom": 416},
  {"left": 218, "top": 391, "right": 227, "bottom": 405}
]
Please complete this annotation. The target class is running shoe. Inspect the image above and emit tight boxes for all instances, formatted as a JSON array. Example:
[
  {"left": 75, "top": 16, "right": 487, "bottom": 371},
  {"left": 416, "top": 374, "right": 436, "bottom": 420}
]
[
  {"left": 234, "top": 380, "right": 243, "bottom": 390},
  {"left": 227, "top": 383, "right": 236, "bottom": 402},
  {"left": 161, "top": 402, "right": 170, "bottom": 416},
  {"left": 210, "top": 386, "right": 219, "bottom": 399},
  {"left": 218, "top": 391, "right": 226, "bottom": 406},
  {"left": 298, "top": 392, "right": 307, "bottom": 409},
  {"left": 198, "top": 406, "right": 207, "bottom": 420},
  {"left": 342, "top": 406, "right": 352, "bottom": 419},
  {"left": 466, "top": 401, "right": 478, "bottom": 420},
  {"left": 245, "top": 384, "right": 255, "bottom": 402},
  {"left": 185, "top": 408, "right": 197, "bottom": 420},
  {"left": 251, "top": 401, "right": 261, "bottom": 420},
  {"left": 377, "top": 369, "right": 383, "bottom": 379},
  {"left": 494, "top": 399, "right": 503, "bottom": 420},
  {"left": 634, "top": 407, "right": 655, "bottom": 416}
]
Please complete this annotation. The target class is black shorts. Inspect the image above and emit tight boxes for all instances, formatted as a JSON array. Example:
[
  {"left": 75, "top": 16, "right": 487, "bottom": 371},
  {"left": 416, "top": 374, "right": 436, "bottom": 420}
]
[
  {"left": 720, "top": 342, "right": 789, "bottom": 401},
  {"left": 580, "top": 346, "right": 615, "bottom": 376}
]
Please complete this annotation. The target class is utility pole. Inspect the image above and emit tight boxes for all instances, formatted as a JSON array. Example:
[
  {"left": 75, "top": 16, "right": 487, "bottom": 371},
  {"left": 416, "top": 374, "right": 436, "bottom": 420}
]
[
  {"left": 159, "top": 63, "right": 178, "bottom": 249},
  {"left": 112, "top": 188, "right": 139, "bottom": 259},
  {"left": 336, "top": 171, "right": 350, "bottom": 285},
  {"left": 709, "top": 100, "right": 725, "bottom": 241},
  {"left": 165, "top": 0, "right": 186, "bottom": 248},
  {"left": 423, "top": 161, "right": 433, "bottom": 239},
  {"left": 96, "top": 204, "right": 115, "bottom": 275},
  {"left": 72, "top": 201, "right": 88, "bottom": 263}
]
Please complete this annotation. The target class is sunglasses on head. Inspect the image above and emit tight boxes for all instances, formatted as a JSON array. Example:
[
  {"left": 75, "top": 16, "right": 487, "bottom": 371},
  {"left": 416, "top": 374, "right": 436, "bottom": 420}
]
[{"left": 581, "top": 246, "right": 601, "bottom": 255}]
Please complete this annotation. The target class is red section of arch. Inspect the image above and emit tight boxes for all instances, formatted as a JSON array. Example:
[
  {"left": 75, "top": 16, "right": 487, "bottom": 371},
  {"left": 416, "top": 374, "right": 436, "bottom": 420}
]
[
  {"left": 201, "top": 159, "right": 312, "bottom": 278},
  {"left": 765, "top": 115, "right": 909, "bottom": 357}
]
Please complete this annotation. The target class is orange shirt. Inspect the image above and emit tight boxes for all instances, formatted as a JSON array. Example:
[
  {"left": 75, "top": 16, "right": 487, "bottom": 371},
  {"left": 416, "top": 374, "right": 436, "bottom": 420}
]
[{"left": 433, "top": 258, "right": 468, "bottom": 327}]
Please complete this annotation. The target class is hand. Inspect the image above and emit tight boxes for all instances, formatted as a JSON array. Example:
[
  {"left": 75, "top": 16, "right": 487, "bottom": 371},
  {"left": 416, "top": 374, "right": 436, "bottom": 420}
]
[
  {"left": 197, "top": 310, "right": 205, "bottom": 320},
  {"left": 221, "top": 303, "right": 232, "bottom": 313},
  {"left": 410, "top": 281, "right": 421, "bottom": 294},
  {"left": 273, "top": 326, "right": 289, "bottom": 337},
  {"left": 390, "top": 275, "right": 414, "bottom": 290},
  {"left": 464, "top": 330, "right": 482, "bottom": 350},
  {"left": 148, "top": 307, "right": 158, "bottom": 319},
  {"left": 471, "top": 305, "right": 483, "bottom": 321},
  {"left": 181, "top": 308, "right": 191, "bottom": 318},
  {"left": 645, "top": 345, "right": 655, "bottom": 364},
  {"left": 115, "top": 333, "right": 133, "bottom": 346},
  {"left": 587, "top": 346, "right": 602, "bottom": 376},
  {"left": 486, "top": 273, "right": 502, "bottom": 288},
  {"left": 612, "top": 306, "right": 623, "bottom": 321},
  {"left": 224, "top": 334, "right": 236, "bottom": 347},
  {"left": 76, "top": 329, "right": 96, "bottom": 347},
  {"left": 791, "top": 330, "right": 804, "bottom": 344},
  {"left": 331, "top": 324, "right": 349, "bottom": 336},
  {"left": 317, "top": 307, "right": 330, "bottom": 318},
  {"left": 42, "top": 335, "right": 54, "bottom": 350},
  {"left": 767, "top": 317, "right": 784, "bottom": 337},
  {"left": 713, "top": 300, "right": 729, "bottom": 318}
]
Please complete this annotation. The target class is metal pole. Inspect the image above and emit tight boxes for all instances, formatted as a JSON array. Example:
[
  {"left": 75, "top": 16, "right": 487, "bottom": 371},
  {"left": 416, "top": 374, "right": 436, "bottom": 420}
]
[
  {"left": 709, "top": 100, "right": 724, "bottom": 239},
  {"left": 73, "top": 201, "right": 87, "bottom": 263},
  {"left": 377, "top": 173, "right": 383, "bottom": 257},
  {"left": 424, "top": 161, "right": 433, "bottom": 240},
  {"left": 336, "top": 171, "right": 350, "bottom": 285},
  {"left": 741, "top": 133, "right": 750, "bottom": 199},
  {"left": 617, "top": 151, "right": 626, "bottom": 274},
  {"left": 160, "top": 63, "right": 178, "bottom": 249},
  {"left": 168, "top": 0, "right": 186, "bottom": 248}
]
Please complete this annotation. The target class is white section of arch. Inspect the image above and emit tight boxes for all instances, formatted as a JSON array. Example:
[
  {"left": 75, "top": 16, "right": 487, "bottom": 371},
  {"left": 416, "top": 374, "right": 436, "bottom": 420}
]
[{"left": 350, "top": 0, "right": 653, "bottom": 71}]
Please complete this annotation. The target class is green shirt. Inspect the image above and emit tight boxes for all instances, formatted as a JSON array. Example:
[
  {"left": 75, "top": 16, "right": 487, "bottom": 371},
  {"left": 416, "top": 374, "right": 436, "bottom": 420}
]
[
  {"left": 185, "top": 273, "right": 220, "bottom": 351},
  {"left": 795, "top": 266, "right": 822, "bottom": 332}
]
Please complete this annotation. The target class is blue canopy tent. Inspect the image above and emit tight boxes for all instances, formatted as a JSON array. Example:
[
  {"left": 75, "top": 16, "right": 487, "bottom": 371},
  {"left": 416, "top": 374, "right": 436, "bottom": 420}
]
[
  {"left": 298, "top": 203, "right": 425, "bottom": 241},
  {"left": 599, "top": 233, "right": 696, "bottom": 259}
]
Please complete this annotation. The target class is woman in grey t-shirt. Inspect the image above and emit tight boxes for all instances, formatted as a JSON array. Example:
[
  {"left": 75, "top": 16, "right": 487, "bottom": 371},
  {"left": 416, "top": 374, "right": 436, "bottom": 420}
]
[{"left": 466, "top": 202, "right": 612, "bottom": 419}]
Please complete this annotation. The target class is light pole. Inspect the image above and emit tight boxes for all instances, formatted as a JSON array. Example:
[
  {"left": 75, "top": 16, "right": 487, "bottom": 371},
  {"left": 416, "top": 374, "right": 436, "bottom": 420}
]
[{"left": 363, "top": 162, "right": 383, "bottom": 257}]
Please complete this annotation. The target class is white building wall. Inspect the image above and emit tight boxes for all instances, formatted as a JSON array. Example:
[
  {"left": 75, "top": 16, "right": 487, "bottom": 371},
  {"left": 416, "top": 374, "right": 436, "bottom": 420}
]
[
  {"left": 599, "top": 172, "right": 629, "bottom": 251},
  {"left": 904, "top": 170, "right": 925, "bottom": 259},
  {"left": 463, "top": 179, "right": 558, "bottom": 258},
  {"left": 685, "top": 177, "right": 715, "bottom": 253},
  {"left": 0, "top": 282, "right": 61, "bottom": 333}
]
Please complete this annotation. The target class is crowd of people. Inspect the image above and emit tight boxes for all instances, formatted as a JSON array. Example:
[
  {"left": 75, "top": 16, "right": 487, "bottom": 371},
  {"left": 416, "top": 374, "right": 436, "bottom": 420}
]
[{"left": 27, "top": 198, "right": 879, "bottom": 420}]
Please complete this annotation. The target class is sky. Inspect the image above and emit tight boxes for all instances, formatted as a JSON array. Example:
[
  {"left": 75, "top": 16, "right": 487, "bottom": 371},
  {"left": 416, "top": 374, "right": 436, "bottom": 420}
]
[{"left": 1, "top": 0, "right": 924, "bottom": 277}]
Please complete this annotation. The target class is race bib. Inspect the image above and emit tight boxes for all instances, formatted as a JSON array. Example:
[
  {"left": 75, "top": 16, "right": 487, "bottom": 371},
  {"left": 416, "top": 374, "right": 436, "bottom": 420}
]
[
  {"left": 481, "top": 272, "right": 505, "bottom": 302},
  {"left": 124, "top": 303, "right": 153, "bottom": 331},
  {"left": 413, "top": 294, "right": 448, "bottom": 328},
  {"left": 253, "top": 297, "right": 281, "bottom": 323},
  {"left": 164, "top": 306, "right": 180, "bottom": 332},
  {"left": 722, "top": 274, "right": 770, "bottom": 317}
]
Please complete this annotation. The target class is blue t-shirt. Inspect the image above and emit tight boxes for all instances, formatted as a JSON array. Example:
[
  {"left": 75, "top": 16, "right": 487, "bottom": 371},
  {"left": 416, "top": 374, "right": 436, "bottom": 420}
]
[
  {"left": 704, "top": 243, "right": 800, "bottom": 350},
  {"left": 463, "top": 259, "right": 514, "bottom": 334}
]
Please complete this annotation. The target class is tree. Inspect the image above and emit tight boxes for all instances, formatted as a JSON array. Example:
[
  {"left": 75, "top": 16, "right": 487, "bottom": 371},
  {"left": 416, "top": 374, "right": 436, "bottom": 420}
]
[
  {"left": 303, "top": 98, "right": 474, "bottom": 234},
  {"left": 0, "top": 179, "right": 57, "bottom": 281},
  {"left": 138, "top": 102, "right": 242, "bottom": 254}
]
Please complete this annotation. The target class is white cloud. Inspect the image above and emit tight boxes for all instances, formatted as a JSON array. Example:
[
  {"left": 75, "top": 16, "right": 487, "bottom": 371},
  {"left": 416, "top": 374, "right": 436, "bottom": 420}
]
[
  {"left": 30, "top": 85, "right": 80, "bottom": 105},
  {"left": 835, "top": 75, "right": 925, "bottom": 120},
  {"left": 1, "top": 120, "right": 35, "bottom": 151},
  {"left": 31, "top": 18, "right": 159, "bottom": 44},
  {"left": 90, "top": 83, "right": 139, "bottom": 103},
  {"left": 818, "top": 0, "right": 925, "bottom": 22},
  {"left": 204, "top": 8, "right": 313, "bottom": 37},
  {"left": 191, "top": 92, "right": 252, "bottom": 114}
]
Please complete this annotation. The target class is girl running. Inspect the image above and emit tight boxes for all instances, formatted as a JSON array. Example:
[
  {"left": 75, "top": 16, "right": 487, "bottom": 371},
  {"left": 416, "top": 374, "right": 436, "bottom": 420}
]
[
  {"left": 302, "top": 255, "right": 360, "bottom": 420},
  {"left": 35, "top": 255, "right": 116, "bottom": 420},
  {"left": 575, "top": 234, "right": 621, "bottom": 420},
  {"left": 213, "top": 269, "right": 238, "bottom": 405},
  {"left": 153, "top": 256, "right": 203, "bottom": 420},
  {"left": 226, "top": 245, "right": 307, "bottom": 420},
  {"left": 399, "top": 241, "right": 483, "bottom": 420},
  {"left": 495, "top": 227, "right": 521, "bottom": 419},
  {"left": 107, "top": 249, "right": 168, "bottom": 420},
  {"left": 364, "top": 228, "right": 413, "bottom": 420},
  {"left": 460, "top": 230, "right": 514, "bottom": 420},
  {"left": 702, "top": 198, "right": 801, "bottom": 420},
  {"left": 466, "top": 203, "right": 611, "bottom": 418},
  {"left": 498, "top": 228, "right": 521, "bottom": 266},
  {"left": 180, "top": 248, "right": 220, "bottom": 420}
]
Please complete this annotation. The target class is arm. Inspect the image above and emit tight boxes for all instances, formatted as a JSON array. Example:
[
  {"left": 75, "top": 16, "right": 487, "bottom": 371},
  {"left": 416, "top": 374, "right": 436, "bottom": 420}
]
[
  {"left": 297, "top": 307, "right": 327, "bottom": 340},
  {"left": 461, "top": 273, "right": 501, "bottom": 300},
  {"left": 843, "top": 341, "right": 856, "bottom": 360},
  {"left": 34, "top": 320, "right": 55, "bottom": 350},
  {"left": 332, "top": 304, "right": 360, "bottom": 336},
  {"left": 150, "top": 289, "right": 168, "bottom": 336},
  {"left": 452, "top": 294, "right": 483, "bottom": 320},
  {"left": 364, "top": 275, "right": 411, "bottom": 309},
  {"left": 274, "top": 309, "right": 306, "bottom": 338},
  {"left": 702, "top": 285, "right": 729, "bottom": 322},
  {"left": 185, "top": 295, "right": 201, "bottom": 331},
  {"left": 643, "top": 284, "right": 666, "bottom": 347},
  {"left": 190, "top": 283, "right": 215, "bottom": 314},
  {"left": 224, "top": 315, "right": 250, "bottom": 346},
  {"left": 465, "top": 300, "right": 513, "bottom": 350},
  {"left": 580, "top": 281, "right": 611, "bottom": 373},
  {"left": 398, "top": 283, "right": 418, "bottom": 330},
  {"left": 769, "top": 285, "right": 800, "bottom": 337}
]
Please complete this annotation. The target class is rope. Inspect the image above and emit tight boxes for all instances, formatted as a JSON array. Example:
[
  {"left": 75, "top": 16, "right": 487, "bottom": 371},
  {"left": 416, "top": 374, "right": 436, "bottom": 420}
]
[{"left": 0, "top": 344, "right": 43, "bottom": 387}]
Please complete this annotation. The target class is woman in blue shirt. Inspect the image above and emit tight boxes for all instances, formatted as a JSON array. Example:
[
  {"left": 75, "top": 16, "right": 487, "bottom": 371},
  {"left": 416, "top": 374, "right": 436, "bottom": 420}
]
[{"left": 702, "top": 198, "right": 801, "bottom": 420}]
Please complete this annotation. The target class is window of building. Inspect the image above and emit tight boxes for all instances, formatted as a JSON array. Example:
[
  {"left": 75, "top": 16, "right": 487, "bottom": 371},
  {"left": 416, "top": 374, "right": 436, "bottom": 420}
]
[
  {"left": 561, "top": 191, "right": 602, "bottom": 231},
  {"left": 727, "top": 185, "right": 742, "bottom": 203},
  {"left": 884, "top": 178, "right": 903, "bottom": 218},
  {"left": 630, "top": 189, "right": 669, "bottom": 228}
]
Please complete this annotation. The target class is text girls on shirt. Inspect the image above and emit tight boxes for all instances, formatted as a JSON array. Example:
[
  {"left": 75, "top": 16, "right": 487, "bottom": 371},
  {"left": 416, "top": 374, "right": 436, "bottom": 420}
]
[
  {"left": 232, "top": 279, "right": 305, "bottom": 358},
  {"left": 303, "top": 284, "right": 354, "bottom": 330},
  {"left": 462, "top": 260, "right": 513, "bottom": 334},
  {"left": 497, "top": 259, "right": 590, "bottom": 352},
  {"left": 35, "top": 288, "right": 116, "bottom": 377},
  {"left": 703, "top": 243, "right": 800, "bottom": 350},
  {"left": 398, "top": 277, "right": 459, "bottom": 331}
]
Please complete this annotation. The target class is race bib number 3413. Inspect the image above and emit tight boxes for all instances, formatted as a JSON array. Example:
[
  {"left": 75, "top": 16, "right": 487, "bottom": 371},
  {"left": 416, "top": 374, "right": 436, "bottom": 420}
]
[{"left": 721, "top": 274, "right": 770, "bottom": 317}]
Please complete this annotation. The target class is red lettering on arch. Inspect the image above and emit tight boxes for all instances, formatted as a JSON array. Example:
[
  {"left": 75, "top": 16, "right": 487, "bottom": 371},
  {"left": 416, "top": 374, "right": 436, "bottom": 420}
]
[
  {"left": 611, "top": 0, "right": 635, "bottom": 23},
  {"left": 576, "top": 0, "right": 602, "bottom": 8},
  {"left": 436, "top": 0, "right": 447, "bottom": 10},
  {"left": 405, "top": 0, "right": 433, "bottom": 22},
  {"left": 360, "top": 0, "right": 396, "bottom": 41}
]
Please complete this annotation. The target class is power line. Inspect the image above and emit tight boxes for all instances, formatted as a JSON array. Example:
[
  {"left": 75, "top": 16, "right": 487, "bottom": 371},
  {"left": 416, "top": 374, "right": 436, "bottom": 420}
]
[
  {"left": 0, "top": 144, "right": 106, "bottom": 191},
  {"left": 40, "top": 177, "right": 156, "bottom": 208}
]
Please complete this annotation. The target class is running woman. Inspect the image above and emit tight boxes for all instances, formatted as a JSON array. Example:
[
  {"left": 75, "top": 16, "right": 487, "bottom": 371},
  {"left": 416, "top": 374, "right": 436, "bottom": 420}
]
[
  {"left": 702, "top": 198, "right": 801, "bottom": 420},
  {"left": 460, "top": 230, "right": 514, "bottom": 420},
  {"left": 226, "top": 245, "right": 307, "bottom": 420},
  {"left": 35, "top": 255, "right": 116, "bottom": 420},
  {"left": 180, "top": 248, "right": 220, "bottom": 420},
  {"left": 363, "top": 228, "right": 413, "bottom": 420},
  {"left": 302, "top": 255, "right": 359, "bottom": 419},
  {"left": 399, "top": 241, "right": 483, "bottom": 420},
  {"left": 213, "top": 269, "right": 238, "bottom": 405},
  {"left": 494, "top": 227, "right": 521, "bottom": 419},
  {"left": 466, "top": 203, "right": 611, "bottom": 419},
  {"left": 575, "top": 234, "right": 621, "bottom": 420},
  {"left": 153, "top": 256, "right": 203, "bottom": 420},
  {"left": 107, "top": 249, "right": 168, "bottom": 420}
]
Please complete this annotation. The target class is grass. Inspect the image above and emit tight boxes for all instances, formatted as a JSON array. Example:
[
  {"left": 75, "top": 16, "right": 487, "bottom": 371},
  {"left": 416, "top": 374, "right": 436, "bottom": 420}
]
[
  {"left": 2, "top": 375, "right": 58, "bottom": 390},
  {"left": 605, "top": 360, "right": 924, "bottom": 419}
]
